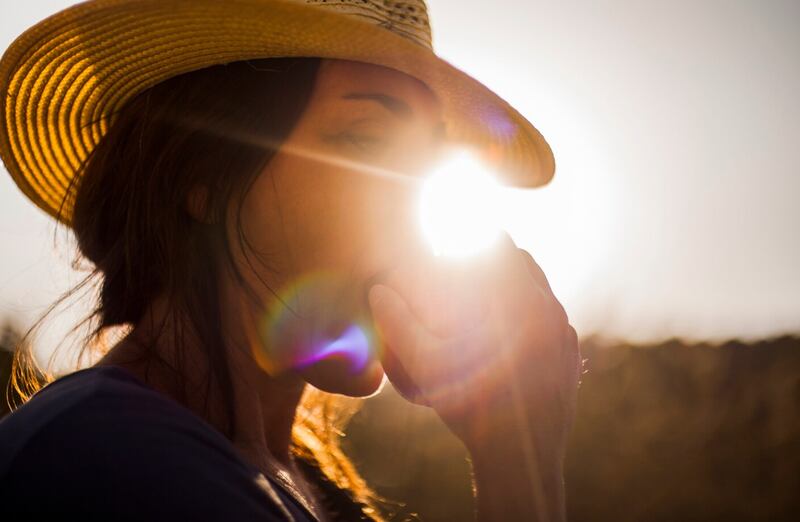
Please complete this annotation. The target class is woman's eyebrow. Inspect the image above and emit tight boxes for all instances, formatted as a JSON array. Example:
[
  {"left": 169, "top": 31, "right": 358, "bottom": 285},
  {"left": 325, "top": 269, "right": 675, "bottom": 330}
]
[{"left": 340, "top": 92, "right": 413, "bottom": 119}]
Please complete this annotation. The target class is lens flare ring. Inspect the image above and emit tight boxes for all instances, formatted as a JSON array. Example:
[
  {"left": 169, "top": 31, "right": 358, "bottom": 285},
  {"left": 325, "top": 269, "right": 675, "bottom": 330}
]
[{"left": 255, "top": 270, "right": 377, "bottom": 376}]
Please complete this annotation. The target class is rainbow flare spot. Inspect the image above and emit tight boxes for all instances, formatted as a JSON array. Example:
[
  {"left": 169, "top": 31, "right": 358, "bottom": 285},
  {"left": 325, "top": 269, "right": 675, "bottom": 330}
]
[
  {"left": 254, "top": 269, "right": 378, "bottom": 376},
  {"left": 294, "top": 323, "right": 372, "bottom": 373}
]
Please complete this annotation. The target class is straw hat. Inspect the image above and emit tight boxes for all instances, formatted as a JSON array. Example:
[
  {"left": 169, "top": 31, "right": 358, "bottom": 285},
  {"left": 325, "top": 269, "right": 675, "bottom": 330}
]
[{"left": 0, "top": 0, "right": 554, "bottom": 224}]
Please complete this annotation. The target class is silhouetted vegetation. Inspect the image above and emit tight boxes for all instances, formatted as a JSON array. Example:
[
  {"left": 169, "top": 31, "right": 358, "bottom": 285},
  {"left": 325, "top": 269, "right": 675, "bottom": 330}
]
[
  {"left": 344, "top": 335, "right": 800, "bottom": 521},
  {"left": 0, "top": 321, "right": 24, "bottom": 418}
]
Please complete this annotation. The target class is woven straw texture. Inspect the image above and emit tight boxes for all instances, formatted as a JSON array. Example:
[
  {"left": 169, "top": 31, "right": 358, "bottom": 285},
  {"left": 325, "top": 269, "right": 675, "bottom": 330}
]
[{"left": 0, "top": 0, "right": 554, "bottom": 224}]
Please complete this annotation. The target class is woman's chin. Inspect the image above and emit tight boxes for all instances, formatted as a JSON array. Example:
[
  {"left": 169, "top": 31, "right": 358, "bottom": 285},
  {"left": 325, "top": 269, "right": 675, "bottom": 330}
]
[{"left": 295, "top": 357, "right": 386, "bottom": 397}]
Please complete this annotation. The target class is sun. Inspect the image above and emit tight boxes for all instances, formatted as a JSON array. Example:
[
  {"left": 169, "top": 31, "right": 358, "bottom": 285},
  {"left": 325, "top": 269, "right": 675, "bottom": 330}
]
[{"left": 418, "top": 150, "right": 503, "bottom": 258}]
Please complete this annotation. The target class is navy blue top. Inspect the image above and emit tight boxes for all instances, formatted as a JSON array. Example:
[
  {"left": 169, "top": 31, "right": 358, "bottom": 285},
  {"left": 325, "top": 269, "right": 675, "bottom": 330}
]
[{"left": 0, "top": 366, "right": 317, "bottom": 521}]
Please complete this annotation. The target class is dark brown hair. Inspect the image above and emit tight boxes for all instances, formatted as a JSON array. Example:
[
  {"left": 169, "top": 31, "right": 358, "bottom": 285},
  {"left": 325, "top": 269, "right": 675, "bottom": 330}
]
[{"left": 13, "top": 57, "right": 385, "bottom": 521}]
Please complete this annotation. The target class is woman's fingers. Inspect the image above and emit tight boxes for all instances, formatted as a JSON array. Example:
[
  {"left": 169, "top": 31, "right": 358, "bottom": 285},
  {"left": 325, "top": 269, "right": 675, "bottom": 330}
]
[
  {"left": 368, "top": 284, "right": 441, "bottom": 389},
  {"left": 493, "top": 234, "right": 546, "bottom": 300},
  {"left": 518, "top": 247, "right": 570, "bottom": 326},
  {"left": 368, "top": 284, "right": 439, "bottom": 349},
  {"left": 379, "top": 333, "right": 430, "bottom": 406},
  {"left": 518, "top": 247, "right": 554, "bottom": 297},
  {"left": 369, "top": 283, "right": 500, "bottom": 396},
  {"left": 493, "top": 232, "right": 569, "bottom": 327},
  {"left": 369, "top": 234, "right": 572, "bottom": 414}
]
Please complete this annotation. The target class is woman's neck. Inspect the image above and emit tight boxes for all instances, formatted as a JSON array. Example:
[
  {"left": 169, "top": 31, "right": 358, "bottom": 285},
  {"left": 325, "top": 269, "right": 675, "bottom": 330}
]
[
  {"left": 96, "top": 292, "right": 306, "bottom": 468},
  {"left": 94, "top": 281, "right": 334, "bottom": 521}
]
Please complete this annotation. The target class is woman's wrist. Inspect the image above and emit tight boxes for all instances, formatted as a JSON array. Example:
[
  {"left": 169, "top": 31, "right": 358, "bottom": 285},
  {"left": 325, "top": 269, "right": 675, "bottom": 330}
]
[
  {"left": 469, "top": 437, "right": 566, "bottom": 522},
  {"left": 465, "top": 417, "right": 567, "bottom": 522}
]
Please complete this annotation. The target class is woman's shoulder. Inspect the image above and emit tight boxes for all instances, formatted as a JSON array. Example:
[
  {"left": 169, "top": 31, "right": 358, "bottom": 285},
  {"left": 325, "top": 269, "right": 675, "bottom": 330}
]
[
  {"left": 0, "top": 367, "right": 158, "bottom": 464},
  {"left": 0, "top": 365, "right": 221, "bottom": 471},
  {"left": 0, "top": 366, "right": 309, "bottom": 520},
  {"left": 1, "top": 364, "right": 170, "bottom": 419}
]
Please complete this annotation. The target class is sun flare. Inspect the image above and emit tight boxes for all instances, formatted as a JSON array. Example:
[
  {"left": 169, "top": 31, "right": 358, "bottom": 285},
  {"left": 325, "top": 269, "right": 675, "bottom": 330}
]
[{"left": 418, "top": 150, "right": 504, "bottom": 258}]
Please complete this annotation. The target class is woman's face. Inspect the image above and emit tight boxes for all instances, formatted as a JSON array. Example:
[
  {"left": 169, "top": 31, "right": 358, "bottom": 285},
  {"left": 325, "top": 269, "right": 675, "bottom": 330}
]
[{"left": 233, "top": 58, "right": 446, "bottom": 396}]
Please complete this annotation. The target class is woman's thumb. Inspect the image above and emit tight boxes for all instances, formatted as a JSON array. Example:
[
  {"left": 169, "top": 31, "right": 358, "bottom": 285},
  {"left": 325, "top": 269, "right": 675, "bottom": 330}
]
[
  {"left": 368, "top": 284, "right": 411, "bottom": 345},
  {"left": 368, "top": 284, "right": 435, "bottom": 404},
  {"left": 368, "top": 284, "right": 438, "bottom": 378}
]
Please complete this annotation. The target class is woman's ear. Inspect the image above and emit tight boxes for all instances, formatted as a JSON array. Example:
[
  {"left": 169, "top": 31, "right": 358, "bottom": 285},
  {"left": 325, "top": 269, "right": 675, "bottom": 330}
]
[{"left": 186, "top": 185, "right": 213, "bottom": 223}]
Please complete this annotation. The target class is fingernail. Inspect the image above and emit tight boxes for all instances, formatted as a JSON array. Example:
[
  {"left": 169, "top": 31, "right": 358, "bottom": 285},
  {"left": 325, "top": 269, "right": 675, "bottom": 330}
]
[{"left": 368, "top": 284, "right": 390, "bottom": 309}]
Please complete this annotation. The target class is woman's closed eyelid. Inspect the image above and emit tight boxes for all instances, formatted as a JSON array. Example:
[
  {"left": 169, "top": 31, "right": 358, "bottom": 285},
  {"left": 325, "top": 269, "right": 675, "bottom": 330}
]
[
  {"left": 324, "top": 129, "right": 389, "bottom": 152},
  {"left": 345, "top": 132, "right": 386, "bottom": 149}
]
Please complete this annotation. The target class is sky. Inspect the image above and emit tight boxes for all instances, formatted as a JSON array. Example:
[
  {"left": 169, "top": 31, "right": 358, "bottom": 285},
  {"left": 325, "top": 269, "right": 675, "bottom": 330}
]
[{"left": 1, "top": 0, "right": 798, "bottom": 358}]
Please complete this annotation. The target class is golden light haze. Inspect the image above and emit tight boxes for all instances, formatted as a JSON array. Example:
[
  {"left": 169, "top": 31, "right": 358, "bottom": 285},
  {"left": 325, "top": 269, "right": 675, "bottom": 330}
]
[{"left": 0, "top": 0, "right": 798, "bottom": 362}]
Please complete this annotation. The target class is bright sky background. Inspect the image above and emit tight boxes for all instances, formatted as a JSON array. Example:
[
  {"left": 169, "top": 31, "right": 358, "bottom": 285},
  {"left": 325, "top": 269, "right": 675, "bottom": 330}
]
[{"left": 1, "top": 0, "right": 798, "bottom": 358}]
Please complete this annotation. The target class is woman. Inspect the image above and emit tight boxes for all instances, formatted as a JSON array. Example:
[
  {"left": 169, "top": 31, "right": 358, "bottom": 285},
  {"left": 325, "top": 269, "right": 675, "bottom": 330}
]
[{"left": 0, "top": 1, "right": 580, "bottom": 520}]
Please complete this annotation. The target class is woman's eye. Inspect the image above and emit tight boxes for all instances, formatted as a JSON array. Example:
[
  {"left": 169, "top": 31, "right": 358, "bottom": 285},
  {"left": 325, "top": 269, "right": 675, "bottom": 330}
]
[{"left": 333, "top": 132, "right": 386, "bottom": 152}]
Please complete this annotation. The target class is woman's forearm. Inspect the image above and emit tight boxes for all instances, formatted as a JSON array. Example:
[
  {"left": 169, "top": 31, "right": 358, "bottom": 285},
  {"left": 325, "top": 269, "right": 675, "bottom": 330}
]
[{"left": 367, "top": 242, "right": 579, "bottom": 520}]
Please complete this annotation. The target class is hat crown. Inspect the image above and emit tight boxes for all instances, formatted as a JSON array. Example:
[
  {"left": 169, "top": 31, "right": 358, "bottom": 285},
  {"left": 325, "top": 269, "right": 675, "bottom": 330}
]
[
  {"left": 0, "top": 0, "right": 552, "bottom": 224},
  {"left": 292, "top": 0, "right": 433, "bottom": 49}
]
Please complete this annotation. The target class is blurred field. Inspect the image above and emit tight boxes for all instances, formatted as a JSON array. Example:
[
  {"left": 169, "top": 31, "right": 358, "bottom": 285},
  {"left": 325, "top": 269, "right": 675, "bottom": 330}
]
[
  {"left": 3, "top": 328, "right": 799, "bottom": 521},
  {"left": 344, "top": 336, "right": 800, "bottom": 521}
]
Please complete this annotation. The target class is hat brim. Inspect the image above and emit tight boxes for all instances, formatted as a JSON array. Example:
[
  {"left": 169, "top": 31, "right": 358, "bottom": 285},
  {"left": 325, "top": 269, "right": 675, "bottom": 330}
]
[{"left": 0, "top": 0, "right": 555, "bottom": 224}]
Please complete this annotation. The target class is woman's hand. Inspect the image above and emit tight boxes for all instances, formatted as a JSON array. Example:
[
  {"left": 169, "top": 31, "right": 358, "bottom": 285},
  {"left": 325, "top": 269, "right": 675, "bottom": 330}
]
[{"left": 368, "top": 232, "right": 581, "bottom": 521}]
